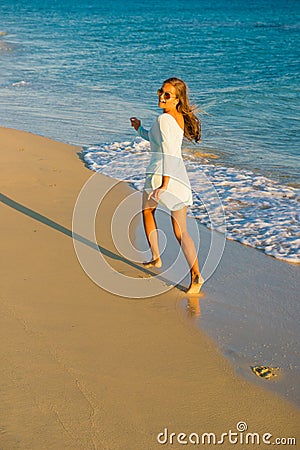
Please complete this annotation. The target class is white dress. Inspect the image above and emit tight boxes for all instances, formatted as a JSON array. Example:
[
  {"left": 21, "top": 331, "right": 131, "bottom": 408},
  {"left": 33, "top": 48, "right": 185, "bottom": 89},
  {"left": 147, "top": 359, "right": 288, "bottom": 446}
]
[{"left": 137, "top": 113, "right": 193, "bottom": 211}]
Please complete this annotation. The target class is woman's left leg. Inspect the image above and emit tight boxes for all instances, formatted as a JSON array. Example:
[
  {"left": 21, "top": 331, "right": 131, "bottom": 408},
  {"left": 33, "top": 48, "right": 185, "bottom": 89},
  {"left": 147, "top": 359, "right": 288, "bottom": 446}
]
[
  {"left": 142, "top": 191, "right": 162, "bottom": 268},
  {"left": 171, "top": 206, "right": 204, "bottom": 294}
]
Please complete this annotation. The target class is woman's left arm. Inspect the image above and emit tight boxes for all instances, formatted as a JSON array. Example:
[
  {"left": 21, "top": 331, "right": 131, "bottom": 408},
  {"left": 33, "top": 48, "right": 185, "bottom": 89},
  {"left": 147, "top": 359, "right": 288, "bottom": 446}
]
[
  {"left": 148, "top": 115, "right": 175, "bottom": 201},
  {"left": 158, "top": 114, "right": 177, "bottom": 178},
  {"left": 148, "top": 176, "right": 170, "bottom": 201}
]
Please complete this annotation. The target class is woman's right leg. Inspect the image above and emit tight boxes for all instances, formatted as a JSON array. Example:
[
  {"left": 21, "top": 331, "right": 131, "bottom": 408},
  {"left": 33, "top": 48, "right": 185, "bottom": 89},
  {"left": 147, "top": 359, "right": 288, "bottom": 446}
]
[
  {"left": 171, "top": 206, "right": 204, "bottom": 294},
  {"left": 142, "top": 191, "right": 162, "bottom": 268}
]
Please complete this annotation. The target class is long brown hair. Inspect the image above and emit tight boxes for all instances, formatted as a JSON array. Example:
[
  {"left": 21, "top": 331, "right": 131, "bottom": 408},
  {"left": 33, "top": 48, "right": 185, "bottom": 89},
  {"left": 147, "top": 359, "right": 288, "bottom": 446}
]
[{"left": 163, "top": 77, "right": 201, "bottom": 143}]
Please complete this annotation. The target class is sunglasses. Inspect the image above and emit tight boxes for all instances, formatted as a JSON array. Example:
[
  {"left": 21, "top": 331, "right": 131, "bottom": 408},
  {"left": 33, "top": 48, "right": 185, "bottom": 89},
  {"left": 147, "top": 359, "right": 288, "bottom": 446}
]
[{"left": 157, "top": 88, "right": 177, "bottom": 100}]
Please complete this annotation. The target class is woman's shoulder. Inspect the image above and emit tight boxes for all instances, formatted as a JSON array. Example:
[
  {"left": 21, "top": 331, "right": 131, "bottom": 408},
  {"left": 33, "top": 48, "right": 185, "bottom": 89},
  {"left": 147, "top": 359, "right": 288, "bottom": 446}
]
[
  {"left": 157, "top": 113, "right": 174, "bottom": 123},
  {"left": 157, "top": 113, "right": 184, "bottom": 132}
]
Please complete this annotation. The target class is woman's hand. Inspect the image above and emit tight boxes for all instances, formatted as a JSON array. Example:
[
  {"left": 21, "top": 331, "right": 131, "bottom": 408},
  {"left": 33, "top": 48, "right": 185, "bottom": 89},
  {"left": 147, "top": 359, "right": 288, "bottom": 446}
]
[
  {"left": 130, "top": 117, "right": 141, "bottom": 131},
  {"left": 148, "top": 186, "right": 167, "bottom": 202}
]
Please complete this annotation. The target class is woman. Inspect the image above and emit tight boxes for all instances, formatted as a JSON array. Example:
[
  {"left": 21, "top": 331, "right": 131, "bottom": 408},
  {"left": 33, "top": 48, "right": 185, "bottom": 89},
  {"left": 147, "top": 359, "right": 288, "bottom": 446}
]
[{"left": 130, "top": 77, "right": 204, "bottom": 294}]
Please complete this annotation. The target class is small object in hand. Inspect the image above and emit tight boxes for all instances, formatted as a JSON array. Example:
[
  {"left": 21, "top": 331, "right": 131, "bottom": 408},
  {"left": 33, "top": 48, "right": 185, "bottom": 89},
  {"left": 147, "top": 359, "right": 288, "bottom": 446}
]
[{"left": 251, "top": 365, "right": 279, "bottom": 380}]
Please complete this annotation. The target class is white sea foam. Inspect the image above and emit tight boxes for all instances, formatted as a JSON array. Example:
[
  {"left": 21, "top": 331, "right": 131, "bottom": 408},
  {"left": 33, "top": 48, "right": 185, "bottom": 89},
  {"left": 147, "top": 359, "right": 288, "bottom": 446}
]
[
  {"left": 12, "top": 80, "right": 31, "bottom": 87},
  {"left": 83, "top": 138, "right": 300, "bottom": 263}
]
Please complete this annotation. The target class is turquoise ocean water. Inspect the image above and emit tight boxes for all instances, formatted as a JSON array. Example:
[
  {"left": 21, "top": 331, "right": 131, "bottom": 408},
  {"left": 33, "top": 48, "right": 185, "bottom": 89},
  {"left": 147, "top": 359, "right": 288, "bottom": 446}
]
[{"left": 1, "top": 0, "right": 299, "bottom": 179}]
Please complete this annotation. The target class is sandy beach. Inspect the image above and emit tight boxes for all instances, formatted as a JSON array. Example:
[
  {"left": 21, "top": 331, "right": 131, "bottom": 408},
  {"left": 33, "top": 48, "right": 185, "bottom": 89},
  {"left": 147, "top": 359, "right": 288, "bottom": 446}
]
[{"left": 1, "top": 127, "right": 299, "bottom": 449}]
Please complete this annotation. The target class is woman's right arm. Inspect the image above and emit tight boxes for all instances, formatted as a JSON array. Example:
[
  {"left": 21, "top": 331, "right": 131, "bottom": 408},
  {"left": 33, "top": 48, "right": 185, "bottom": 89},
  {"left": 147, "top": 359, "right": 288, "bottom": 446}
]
[{"left": 130, "top": 117, "right": 149, "bottom": 141}]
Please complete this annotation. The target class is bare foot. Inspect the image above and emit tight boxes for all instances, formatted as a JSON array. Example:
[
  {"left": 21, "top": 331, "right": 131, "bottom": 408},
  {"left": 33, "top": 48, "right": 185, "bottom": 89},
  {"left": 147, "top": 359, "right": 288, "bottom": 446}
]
[
  {"left": 143, "top": 257, "right": 162, "bottom": 268},
  {"left": 186, "top": 274, "right": 204, "bottom": 295}
]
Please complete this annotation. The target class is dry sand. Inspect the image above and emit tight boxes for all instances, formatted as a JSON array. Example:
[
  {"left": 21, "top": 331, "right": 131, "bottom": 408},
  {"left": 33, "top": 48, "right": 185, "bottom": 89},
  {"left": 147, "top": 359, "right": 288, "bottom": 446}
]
[{"left": 1, "top": 127, "right": 299, "bottom": 449}]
